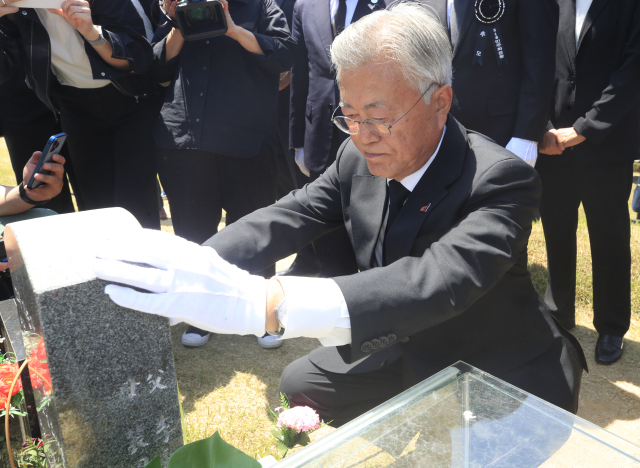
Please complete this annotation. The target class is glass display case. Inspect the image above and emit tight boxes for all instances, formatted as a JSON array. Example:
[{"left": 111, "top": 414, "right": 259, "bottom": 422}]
[{"left": 276, "top": 362, "right": 640, "bottom": 467}]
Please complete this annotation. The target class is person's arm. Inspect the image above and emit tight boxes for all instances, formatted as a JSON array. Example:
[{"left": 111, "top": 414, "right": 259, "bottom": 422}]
[
  {"left": 510, "top": 0, "right": 559, "bottom": 143},
  {"left": 47, "top": 0, "right": 129, "bottom": 70},
  {"left": 0, "top": 153, "right": 66, "bottom": 217}
]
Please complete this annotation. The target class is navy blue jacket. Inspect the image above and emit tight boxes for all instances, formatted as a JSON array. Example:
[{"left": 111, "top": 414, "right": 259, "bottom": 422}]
[{"left": 288, "top": 0, "right": 384, "bottom": 173}]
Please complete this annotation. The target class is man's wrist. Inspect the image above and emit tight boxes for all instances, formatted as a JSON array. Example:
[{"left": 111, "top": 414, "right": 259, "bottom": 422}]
[
  {"left": 84, "top": 26, "right": 101, "bottom": 43},
  {"left": 265, "top": 278, "right": 285, "bottom": 332}
]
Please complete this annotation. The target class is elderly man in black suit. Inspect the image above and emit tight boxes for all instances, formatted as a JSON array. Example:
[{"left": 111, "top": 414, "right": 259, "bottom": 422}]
[
  {"left": 421, "top": 0, "right": 558, "bottom": 167},
  {"left": 538, "top": 0, "right": 640, "bottom": 365},
  {"left": 280, "top": 0, "right": 386, "bottom": 278},
  {"left": 94, "top": 3, "right": 585, "bottom": 428}
]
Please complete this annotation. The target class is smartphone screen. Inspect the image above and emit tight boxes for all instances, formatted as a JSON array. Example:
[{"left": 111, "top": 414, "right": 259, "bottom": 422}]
[{"left": 26, "top": 133, "right": 67, "bottom": 190}]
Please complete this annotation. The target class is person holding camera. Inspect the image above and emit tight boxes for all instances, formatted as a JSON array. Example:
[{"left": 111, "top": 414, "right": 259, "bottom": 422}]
[
  {"left": 0, "top": 0, "right": 160, "bottom": 229},
  {"left": 152, "top": 0, "right": 295, "bottom": 347}
]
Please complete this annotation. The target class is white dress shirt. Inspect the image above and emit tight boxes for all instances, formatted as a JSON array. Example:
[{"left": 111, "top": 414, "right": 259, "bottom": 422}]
[
  {"left": 445, "top": 0, "right": 538, "bottom": 167},
  {"left": 277, "top": 127, "right": 447, "bottom": 347},
  {"left": 36, "top": 10, "right": 111, "bottom": 90},
  {"left": 575, "top": 0, "right": 593, "bottom": 47}
]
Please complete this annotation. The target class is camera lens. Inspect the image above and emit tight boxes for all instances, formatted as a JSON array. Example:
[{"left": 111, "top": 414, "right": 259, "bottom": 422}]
[
  {"left": 187, "top": 6, "right": 215, "bottom": 23},
  {"left": 52, "top": 141, "right": 59, "bottom": 150}
]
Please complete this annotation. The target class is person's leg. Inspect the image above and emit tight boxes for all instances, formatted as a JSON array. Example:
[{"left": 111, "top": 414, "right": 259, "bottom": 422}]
[
  {"left": 580, "top": 162, "right": 633, "bottom": 338},
  {"left": 220, "top": 143, "right": 278, "bottom": 278},
  {"left": 112, "top": 100, "right": 161, "bottom": 229},
  {"left": 2, "top": 113, "right": 76, "bottom": 214},
  {"left": 632, "top": 179, "right": 640, "bottom": 219},
  {"left": 279, "top": 354, "right": 405, "bottom": 427},
  {"left": 536, "top": 156, "right": 581, "bottom": 329},
  {"left": 156, "top": 147, "right": 223, "bottom": 244}
]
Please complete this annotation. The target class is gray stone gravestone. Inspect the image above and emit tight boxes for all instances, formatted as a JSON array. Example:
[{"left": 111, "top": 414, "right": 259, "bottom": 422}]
[{"left": 4, "top": 208, "right": 183, "bottom": 468}]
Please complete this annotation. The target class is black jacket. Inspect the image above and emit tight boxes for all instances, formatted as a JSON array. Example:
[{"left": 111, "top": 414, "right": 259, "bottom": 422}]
[
  {"left": 544, "top": 0, "right": 640, "bottom": 164},
  {"left": 422, "top": 0, "right": 558, "bottom": 147},
  {"left": 206, "top": 116, "right": 581, "bottom": 387},
  {"left": 0, "top": 1, "right": 153, "bottom": 113}
]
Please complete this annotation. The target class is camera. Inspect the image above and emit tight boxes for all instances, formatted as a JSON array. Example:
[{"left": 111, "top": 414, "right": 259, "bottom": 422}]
[{"left": 175, "top": 0, "right": 228, "bottom": 41}]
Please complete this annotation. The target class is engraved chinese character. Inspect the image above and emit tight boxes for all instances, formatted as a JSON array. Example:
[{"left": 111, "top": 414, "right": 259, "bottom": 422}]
[
  {"left": 127, "top": 426, "right": 149, "bottom": 455},
  {"left": 156, "top": 416, "right": 175, "bottom": 444},
  {"left": 476, "top": 51, "right": 482, "bottom": 56},
  {"left": 147, "top": 370, "right": 168, "bottom": 393},
  {"left": 119, "top": 378, "right": 141, "bottom": 399},
  {"left": 480, "top": 31, "right": 486, "bottom": 37}
]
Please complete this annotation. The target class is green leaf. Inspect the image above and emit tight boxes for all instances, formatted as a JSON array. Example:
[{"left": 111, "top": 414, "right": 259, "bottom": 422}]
[
  {"left": 270, "top": 429, "right": 284, "bottom": 441},
  {"left": 143, "top": 455, "right": 162, "bottom": 468},
  {"left": 167, "top": 431, "right": 261, "bottom": 468},
  {"left": 297, "top": 432, "right": 311, "bottom": 447},
  {"left": 275, "top": 440, "right": 289, "bottom": 455},
  {"left": 11, "top": 392, "right": 24, "bottom": 406}
]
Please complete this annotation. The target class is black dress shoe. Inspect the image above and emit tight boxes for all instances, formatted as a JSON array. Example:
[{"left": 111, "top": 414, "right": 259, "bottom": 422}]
[
  {"left": 276, "top": 257, "right": 320, "bottom": 277},
  {"left": 595, "top": 334, "right": 624, "bottom": 365}
]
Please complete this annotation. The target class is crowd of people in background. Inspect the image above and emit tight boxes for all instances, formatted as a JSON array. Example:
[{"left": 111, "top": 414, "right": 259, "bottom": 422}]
[{"left": 0, "top": 0, "right": 638, "bottom": 366}]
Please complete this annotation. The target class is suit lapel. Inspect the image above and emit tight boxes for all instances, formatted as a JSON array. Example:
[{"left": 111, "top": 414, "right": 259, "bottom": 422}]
[
  {"left": 577, "top": 0, "right": 611, "bottom": 51},
  {"left": 313, "top": 0, "right": 334, "bottom": 61},
  {"left": 451, "top": 0, "right": 475, "bottom": 56},
  {"left": 350, "top": 175, "right": 387, "bottom": 269},
  {"left": 384, "top": 117, "right": 468, "bottom": 265}
]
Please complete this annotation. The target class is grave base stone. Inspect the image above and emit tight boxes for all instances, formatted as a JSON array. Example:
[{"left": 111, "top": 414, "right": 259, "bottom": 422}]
[{"left": 4, "top": 208, "right": 183, "bottom": 468}]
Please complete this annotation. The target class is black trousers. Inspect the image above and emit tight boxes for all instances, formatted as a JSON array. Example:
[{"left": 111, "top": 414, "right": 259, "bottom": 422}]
[
  {"left": 280, "top": 335, "right": 582, "bottom": 428},
  {"left": 51, "top": 84, "right": 160, "bottom": 229},
  {"left": 156, "top": 145, "right": 277, "bottom": 277},
  {"left": 0, "top": 112, "right": 76, "bottom": 214},
  {"left": 536, "top": 155, "right": 633, "bottom": 336}
]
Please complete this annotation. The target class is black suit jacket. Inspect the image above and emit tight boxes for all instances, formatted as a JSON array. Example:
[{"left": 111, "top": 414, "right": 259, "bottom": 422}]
[
  {"left": 421, "top": 0, "right": 558, "bottom": 147},
  {"left": 288, "top": 0, "right": 385, "bottom": 173},
  {"left": 544, "top": 0, "right": 640, "bottom": 164},
  {"left": 206, "top": 116, "right": 570, "bottom": 386}
]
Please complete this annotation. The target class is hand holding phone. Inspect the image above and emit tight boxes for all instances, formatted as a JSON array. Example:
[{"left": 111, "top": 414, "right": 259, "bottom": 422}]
[{"left": 26, "top": 133, "right": 67, "bottom": 190}]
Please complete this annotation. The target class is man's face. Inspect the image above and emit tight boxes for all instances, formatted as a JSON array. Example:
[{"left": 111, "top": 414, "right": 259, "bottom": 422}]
[{"left": 339, "top": 62, "right": 452, "bottom": 180}]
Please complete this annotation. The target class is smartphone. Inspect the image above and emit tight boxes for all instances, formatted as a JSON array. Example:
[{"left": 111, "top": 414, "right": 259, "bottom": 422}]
[{"left": 26, "top": 133, "right": 67, "bottom": 190}]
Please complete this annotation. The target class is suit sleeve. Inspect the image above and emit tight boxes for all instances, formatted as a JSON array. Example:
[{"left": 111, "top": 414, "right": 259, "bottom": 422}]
[
  {"left": 203, "top": 144, "right": 347, "bottom": 273},
  {"left": 288, "top": 1, "right": 309, "bottom": 150},
  {"left": 0, "top": 17, "right": 22, "bottom": 86},
  {"left": 333, "top": 157, "right": 541, "bottom": 363},
  {"left": 573, "top": 2, "right": 640, "bottom": 144},
  {"left": 512, "top": 0, "right": 558, "bottom": 142}
]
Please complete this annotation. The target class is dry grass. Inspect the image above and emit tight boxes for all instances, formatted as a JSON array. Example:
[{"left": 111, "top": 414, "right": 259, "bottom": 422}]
[{"left": 1, "top": 137, "right": 639, "bottom": 458}]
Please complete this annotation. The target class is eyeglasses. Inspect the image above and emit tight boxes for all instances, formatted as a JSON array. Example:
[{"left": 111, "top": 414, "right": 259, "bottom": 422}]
[{"left": 332, "top": 83, "right": 439, "bottom": 138}]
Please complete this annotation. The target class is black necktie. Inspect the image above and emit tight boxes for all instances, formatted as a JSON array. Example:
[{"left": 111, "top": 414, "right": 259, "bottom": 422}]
[
  {"left": 383, "top": 180, "right": 411, "bottom": 265},
  {"left": 332, "top": 0, "right": 347, "bottom": 37}
]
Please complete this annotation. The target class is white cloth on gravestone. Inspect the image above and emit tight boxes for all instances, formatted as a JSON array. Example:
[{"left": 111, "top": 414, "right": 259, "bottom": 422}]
[
  {"left": 35, "top": 10, "right": 111, "bottom": 89},
  {"left": 505, "top": 137, "right": 538, "bottom": 167},
  {"left": 130, "top": 0, "right": 154, "bottom": 42},
  {"left": 575, "top": 0, "right": 593, "bottom": 47},
  {"left": 93, "top": 229, "right": 267, "bottom": 337},
  {"left": 330, "top": 0, "right": 358, "bottom": 29},
  {"left": 277, "top": 126, "right": 446, "bottom": 347}
]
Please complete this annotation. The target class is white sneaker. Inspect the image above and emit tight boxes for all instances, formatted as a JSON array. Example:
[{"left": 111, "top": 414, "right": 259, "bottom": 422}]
[
  {"left": 181, "top": 326, "right": 210, "bottom": 347},
  {"left": 257, "top": 333, "right": 283, "bottom": 349}
]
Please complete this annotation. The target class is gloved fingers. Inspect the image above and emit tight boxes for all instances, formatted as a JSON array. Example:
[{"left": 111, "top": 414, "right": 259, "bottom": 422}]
[
  {"left": 105, "top": 284, "right": 174, "bottom": 315},
  {"left": 94, "top": 258, "right": 173, "bottom": 293}
]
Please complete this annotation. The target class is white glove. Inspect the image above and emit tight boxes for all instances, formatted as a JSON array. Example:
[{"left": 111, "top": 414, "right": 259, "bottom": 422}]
[
  {"left": 93, "top": 229, "right": 267, "bottom": 337},
  {"left": 295, "top": 148, "right": 311, "bottom": 177},
  {"left": 505, "top": 137, "right": 538, "bottom": 167}
]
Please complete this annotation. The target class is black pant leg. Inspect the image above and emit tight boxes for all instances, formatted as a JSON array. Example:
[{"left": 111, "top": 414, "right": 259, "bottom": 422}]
[
  {"left": 579, "top": 162, "right": 633, "bottom": 336},
  {"left": 1, "top": 113, "right": 76, "bottom": 214},
  {"left": 156, "top": 147, "right": 223, "bottom": 244},
  {"left": 219, "top": 143, "right": 278, "bottom": 277},
  {"left": 279, "top": 354, "right": 404, "bottom": 427},
  {"left": 536, "top": 155, "right": 581, "bottom": 327}
]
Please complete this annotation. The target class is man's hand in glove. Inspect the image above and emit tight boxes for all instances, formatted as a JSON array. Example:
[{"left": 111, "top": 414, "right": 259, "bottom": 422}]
[{"left": 93, "top": 229, "right": 267, "bottom": 337}]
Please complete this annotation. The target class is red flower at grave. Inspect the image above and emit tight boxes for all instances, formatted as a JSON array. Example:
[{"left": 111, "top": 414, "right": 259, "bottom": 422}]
[
  {"left": 28, "top": 339, "right": 51, "bottom": 395},
  {"left": 0, "top": 362, "right": 22, "bottom": 401}
]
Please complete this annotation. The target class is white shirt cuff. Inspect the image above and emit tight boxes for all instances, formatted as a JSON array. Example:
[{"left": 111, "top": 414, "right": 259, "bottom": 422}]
[
  {"left": 505, "top": 137, "right": 538, "bottom": 167},
  {"left": 275, "top": 276, "right": 352, "bottom": 346}
]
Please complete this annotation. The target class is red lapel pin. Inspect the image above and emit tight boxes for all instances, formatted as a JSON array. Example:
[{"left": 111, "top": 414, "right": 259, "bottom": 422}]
[{"left": 420, "top": 204, "right": 431, "bottom": 212}]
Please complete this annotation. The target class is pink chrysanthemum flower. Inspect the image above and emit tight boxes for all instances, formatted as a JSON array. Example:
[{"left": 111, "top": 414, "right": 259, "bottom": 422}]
[{"left": 277, "top": 406, "right": 321, "bottom": 433}]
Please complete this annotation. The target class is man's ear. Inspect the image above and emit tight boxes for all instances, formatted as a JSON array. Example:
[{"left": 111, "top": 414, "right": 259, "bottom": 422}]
[{"left": 433, "top": 85, "right": 453, "bottom": 126}]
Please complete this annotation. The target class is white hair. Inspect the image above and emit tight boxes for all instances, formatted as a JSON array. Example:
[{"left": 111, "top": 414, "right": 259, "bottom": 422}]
[{"left": 330, "top": 1, "right": 453, "bottom": 103}]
